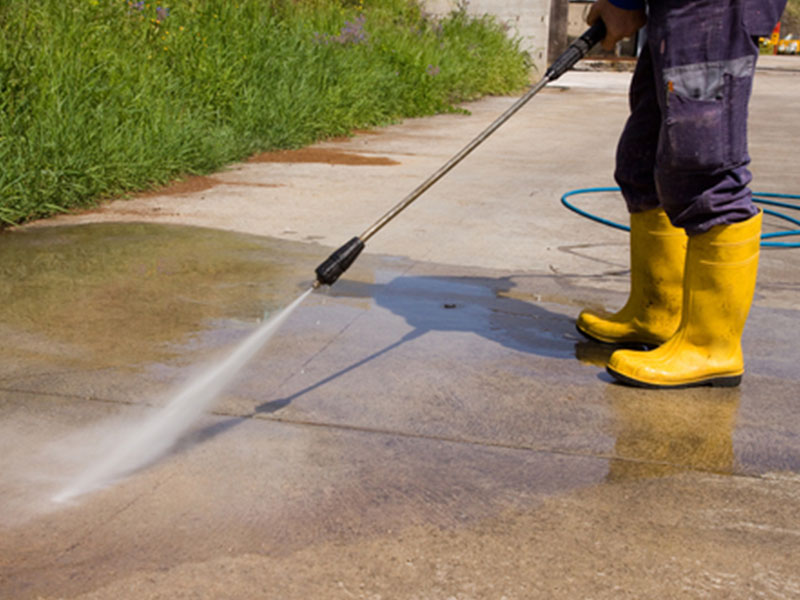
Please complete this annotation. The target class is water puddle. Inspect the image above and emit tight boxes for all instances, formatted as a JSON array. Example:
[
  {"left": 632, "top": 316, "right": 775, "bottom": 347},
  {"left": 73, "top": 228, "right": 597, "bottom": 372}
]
[
  {"left": 1, "top": 222, "right": 799, "bottom": 519},
  {"left": 1, "top": 221, "right": 800, "bottom": 600},
  {"left": 0, "top": 222, "right": 317, "bottom": 374}
]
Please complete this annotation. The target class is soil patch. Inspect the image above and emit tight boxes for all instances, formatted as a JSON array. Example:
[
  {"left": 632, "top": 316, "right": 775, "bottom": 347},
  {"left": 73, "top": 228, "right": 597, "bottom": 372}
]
[
  {"left": 136, "top": 175, "right": 222, "bottom": 198},
  {"left": 134, "top": 176, "right": 283, "bottom": 199},
  {"left": 249, "top": 147, "right": 399, "bottom": 166}
]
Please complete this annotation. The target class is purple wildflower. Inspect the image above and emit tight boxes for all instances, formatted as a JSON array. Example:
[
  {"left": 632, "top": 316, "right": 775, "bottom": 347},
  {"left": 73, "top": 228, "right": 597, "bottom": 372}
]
[
  {"left": 156, "top": 5, "right": 170, "bottom": 21},
  {"left": 313, "top": 15, "right": 368, "bottom": 46},
  {"left": 335, "top": 15, "right": 368, "bottom": 45},
  {"left": 426, "top": 64, "right": 440, "bottom": 77}
]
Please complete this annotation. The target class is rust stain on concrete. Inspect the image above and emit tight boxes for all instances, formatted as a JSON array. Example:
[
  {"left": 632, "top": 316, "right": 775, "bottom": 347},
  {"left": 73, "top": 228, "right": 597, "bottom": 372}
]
[
  {"left": 135, "top": 175, "right": 284, "bottom": 199},
  {"left": 136, "top": 175, "right": 222, "bottom": 198},
  {"left": 249, "top": 147, "right": 399, "bottom": 166}
]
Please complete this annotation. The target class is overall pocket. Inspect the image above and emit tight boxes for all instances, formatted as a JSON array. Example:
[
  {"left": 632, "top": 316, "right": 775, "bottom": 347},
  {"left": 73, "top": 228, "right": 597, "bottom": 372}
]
[
  {"left": 658, "top": 56, "right": 754, "bottom": 172},
  {"left": 660, "top": 91, "right": 727, "bottom": 172}
]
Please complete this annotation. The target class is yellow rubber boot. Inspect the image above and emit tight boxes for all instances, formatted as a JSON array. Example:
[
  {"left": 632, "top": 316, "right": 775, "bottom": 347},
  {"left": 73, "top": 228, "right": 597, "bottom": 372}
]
[
  {"left": 607, "top": 211, "right": 762, "bottom": 388},
  {"left": 577, "top": 207, "right": 687, "bottom": 346}
]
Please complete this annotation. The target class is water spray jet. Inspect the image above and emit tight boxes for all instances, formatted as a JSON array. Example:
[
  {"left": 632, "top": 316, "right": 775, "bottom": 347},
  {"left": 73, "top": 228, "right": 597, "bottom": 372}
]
[{"left": 52, "top": 287, "right": 314, "bottom": 503}]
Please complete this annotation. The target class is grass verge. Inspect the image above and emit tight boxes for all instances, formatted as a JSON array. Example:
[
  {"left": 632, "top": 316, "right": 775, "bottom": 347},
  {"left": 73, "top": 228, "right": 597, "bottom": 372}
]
[{"left": 0, "top": 0, "right": 531, "bottom": 226}]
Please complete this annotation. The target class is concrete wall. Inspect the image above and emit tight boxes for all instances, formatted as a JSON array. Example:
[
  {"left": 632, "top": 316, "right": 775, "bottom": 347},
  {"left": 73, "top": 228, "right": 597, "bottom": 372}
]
[
  {"left": 422, "top": 0, "right": 553, "bottom": 75},
  {"left": 567, "top": 0, "right": 593, "bottom": 39}
]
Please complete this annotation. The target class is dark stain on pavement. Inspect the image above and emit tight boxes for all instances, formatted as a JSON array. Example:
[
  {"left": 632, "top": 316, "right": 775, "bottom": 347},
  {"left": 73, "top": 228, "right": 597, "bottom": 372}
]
[{"left": 249, "top": 147, "right": 400, "bottom": 166}]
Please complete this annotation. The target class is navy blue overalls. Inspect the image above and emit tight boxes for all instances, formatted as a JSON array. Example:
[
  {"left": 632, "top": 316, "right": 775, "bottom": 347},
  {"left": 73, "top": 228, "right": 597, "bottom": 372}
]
[{"left": 614, "top": 0, "right": 787, "bottom": 233}]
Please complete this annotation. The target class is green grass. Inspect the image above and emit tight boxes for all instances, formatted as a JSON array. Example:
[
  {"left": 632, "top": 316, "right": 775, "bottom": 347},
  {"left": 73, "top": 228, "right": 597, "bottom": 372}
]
[{"left": 0, "top": 0, "right": 531, "bottom": 226}]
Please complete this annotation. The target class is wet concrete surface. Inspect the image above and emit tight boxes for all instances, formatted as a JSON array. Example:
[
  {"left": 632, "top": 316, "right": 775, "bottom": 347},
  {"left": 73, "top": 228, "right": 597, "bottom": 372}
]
[{"left": 3, "top": 58, "right": 800, "bottom": 598}]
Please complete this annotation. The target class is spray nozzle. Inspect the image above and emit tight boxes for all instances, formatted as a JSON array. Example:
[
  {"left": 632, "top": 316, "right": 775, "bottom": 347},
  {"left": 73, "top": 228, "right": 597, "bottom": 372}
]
[{"left": 314, "top": 236, "right": 365, "bottom": 287}]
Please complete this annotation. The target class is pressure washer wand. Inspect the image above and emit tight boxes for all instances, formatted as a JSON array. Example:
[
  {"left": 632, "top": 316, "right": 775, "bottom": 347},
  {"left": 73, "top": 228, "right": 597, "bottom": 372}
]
[{"left": 313, "top": 21, "right": 607, "bottom": 288}]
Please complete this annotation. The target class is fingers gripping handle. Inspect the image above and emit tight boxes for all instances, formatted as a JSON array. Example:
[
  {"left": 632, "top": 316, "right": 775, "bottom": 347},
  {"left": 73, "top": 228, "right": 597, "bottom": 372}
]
[{"left": 545, "top": 21, "right": 607, "bottom": 82}]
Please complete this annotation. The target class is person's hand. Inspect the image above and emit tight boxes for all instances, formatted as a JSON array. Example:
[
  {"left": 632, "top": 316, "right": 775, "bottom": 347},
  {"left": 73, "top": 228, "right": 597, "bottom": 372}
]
[{"left": 587, "top": 0, "right": 646, "bottom": 52}]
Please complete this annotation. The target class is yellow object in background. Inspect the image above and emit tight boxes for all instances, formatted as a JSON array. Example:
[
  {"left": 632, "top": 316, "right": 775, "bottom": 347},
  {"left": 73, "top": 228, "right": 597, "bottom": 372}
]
[
  {"left": 759, "top": 22, "right": 799, "bottom": 55},
  {"left": 771, "top": 21, "right": 782, "bottom": 47}
]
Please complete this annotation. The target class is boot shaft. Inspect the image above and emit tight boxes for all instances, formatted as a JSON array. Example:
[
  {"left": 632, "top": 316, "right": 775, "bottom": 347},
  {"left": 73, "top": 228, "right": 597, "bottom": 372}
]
[{"left": 681, "top": 211, "right": 763, "bottom": 352}]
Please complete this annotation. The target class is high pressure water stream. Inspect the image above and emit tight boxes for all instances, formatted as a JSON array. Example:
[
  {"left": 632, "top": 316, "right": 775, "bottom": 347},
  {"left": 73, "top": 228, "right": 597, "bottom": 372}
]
[{"left": 53, "top": 287, "right": 314, "bottom": 503}]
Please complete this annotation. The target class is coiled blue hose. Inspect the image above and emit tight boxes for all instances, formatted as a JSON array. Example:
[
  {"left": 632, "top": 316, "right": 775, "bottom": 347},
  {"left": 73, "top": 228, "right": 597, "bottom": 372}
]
[{"left": 561, "top": 187, "right": 800, "bottom": 248}]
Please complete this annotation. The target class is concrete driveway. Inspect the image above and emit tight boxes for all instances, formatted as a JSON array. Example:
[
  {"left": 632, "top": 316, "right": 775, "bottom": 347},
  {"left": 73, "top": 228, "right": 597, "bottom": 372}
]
[{"left": 2, "top": 55, "right": 800, "bottom": 599}]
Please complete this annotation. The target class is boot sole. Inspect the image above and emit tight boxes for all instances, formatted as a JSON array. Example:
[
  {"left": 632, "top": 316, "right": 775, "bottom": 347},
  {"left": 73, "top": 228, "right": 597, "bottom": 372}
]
[
  {"left": 606, "top": 366, "right": 742, "bottom": 389},
  {"left": 575, "top": 324, "right": 658, "bottom": 350}
]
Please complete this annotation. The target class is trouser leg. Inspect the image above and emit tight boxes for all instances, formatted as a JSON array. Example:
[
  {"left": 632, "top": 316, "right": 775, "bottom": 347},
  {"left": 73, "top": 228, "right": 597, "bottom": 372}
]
[
  {"left": 615, "top": 44, "right": 662, "bottom": 215},
  {"left": 647, "top": 0, "right": 760, "bottom": 234},
  {"left": 576, "top": 44, "right": 685, "bottom": 347}
]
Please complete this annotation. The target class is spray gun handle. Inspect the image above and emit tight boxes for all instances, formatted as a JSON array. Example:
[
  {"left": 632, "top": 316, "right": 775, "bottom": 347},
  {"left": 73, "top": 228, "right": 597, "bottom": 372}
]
[{"left": 545, "top": 21, "right": 607, "bottom": 82}]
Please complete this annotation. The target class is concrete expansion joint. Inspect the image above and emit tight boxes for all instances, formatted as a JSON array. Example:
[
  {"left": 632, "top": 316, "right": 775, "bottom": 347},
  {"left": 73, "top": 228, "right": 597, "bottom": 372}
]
[
  {"left": 5, "top": 383, "right": 786, "bottom": 487},
  {"left": 0, "top": 385, "right": 140, "bottom": 407},
  {"left": 207, "top": 408, "right": 775, "bottom": 483}
]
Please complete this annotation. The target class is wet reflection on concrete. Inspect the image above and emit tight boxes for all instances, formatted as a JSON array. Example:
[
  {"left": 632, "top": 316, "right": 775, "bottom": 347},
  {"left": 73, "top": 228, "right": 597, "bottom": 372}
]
[
  {"left": 604, "top": 386, "right": 739, "bottom": 480},
  {"left": 574, "top": 341, "right": 742, "bottom": 478}
]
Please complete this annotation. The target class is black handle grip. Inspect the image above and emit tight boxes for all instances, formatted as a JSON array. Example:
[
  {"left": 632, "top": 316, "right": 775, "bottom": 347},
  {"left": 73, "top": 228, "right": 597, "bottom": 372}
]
[{"left": 544, "top": 21, "right": 607, "bottom": 82}]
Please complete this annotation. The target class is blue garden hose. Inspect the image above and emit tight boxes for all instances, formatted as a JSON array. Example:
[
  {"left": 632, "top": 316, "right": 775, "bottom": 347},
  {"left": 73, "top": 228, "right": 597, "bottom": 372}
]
[{"left": 561, "top": 187, "right": 800, "bottom": 248}]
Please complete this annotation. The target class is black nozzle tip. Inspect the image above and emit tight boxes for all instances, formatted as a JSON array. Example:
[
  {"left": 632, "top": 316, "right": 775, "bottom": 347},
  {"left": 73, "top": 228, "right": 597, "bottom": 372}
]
[{"left": 314, "top": 236, "right": 365, "bottom": 287}]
